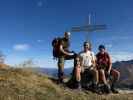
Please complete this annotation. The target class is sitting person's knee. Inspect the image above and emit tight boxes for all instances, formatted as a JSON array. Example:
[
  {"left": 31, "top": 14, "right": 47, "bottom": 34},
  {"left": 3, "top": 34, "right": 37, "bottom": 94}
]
[
  {"left": 111, "top": 69, "right": 120, "bottom": 81},
  {"left": 116, "top": 70, "right": 120, "bottom": 81},
  {"left": 74, "top": 55, "right": 82, "bottom": 81},
  {"left": 99, "top": 69, "right": 104, "bottom": 73}
]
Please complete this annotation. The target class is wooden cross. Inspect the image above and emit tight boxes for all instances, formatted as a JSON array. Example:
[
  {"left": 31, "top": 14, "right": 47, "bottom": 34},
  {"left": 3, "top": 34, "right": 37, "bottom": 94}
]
[{"left": 71, "top": 14, "right": 107, "bottom": 41}]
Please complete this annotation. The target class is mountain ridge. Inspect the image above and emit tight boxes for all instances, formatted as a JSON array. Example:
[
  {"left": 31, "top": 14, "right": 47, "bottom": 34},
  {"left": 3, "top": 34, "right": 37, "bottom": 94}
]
[{"left": 36, "top": 59, "right": 133, "bottom": 89}]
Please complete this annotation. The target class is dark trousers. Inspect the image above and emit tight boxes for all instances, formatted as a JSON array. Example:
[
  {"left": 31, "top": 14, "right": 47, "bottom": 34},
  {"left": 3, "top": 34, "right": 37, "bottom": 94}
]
[{"left": 58, "top": 55, "right": 76, "bottom": 81}]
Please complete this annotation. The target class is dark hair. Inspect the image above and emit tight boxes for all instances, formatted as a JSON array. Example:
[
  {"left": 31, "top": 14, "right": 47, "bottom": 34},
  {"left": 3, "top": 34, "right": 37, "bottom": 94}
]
[
  {"left": 98, "top": 45, "right": 105, "bottom": 50},
  {"left": 83, "top": 41, "right": 92, "bottom": 50}
]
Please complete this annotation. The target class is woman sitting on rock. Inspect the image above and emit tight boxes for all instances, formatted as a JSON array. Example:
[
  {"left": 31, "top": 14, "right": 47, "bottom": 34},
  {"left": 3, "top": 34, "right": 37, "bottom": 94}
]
[{"left": 96, "top": 45, "right": 120, "bottom": 93}]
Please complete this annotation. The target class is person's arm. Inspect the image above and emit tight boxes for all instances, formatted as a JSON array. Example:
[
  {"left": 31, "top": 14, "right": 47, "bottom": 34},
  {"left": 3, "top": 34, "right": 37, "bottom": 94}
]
[
  {"left": 108, "top": 54, "right": 112, "bottom": 74},
  {"left": 79, "top": 53, "right": 84, "bottom": 73},
  {"left": 95, "top": 56, "right": 98, "bottom": 70},
  {"left": 59, "top": 45, "right": 72, "bottom": 56},
  {"left": 91, "top": 52, "right": 97, "bottom": 69}
]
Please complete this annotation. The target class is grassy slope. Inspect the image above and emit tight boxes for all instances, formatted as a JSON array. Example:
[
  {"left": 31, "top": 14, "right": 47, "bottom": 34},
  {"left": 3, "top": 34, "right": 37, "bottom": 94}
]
[{"left": 0, "top": 68, "right": 132, "bottom": 100}]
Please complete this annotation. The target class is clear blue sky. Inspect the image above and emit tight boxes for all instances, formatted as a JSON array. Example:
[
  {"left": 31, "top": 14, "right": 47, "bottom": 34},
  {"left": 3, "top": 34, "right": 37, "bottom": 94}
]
[{"left": 0, "top": 0, "right": 133, "bottom": 68}]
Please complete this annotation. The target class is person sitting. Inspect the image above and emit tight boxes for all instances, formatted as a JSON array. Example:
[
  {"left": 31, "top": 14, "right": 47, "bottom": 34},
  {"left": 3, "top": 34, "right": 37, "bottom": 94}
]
[
  {"left": 75, "top": 41, "right": 99, "bottom": 91},
  {"left": 96, "top": 45, "right": 120, "bottom": 93},
  {"left": 73, "top": 55, "right": 82, "bottom": 90}
]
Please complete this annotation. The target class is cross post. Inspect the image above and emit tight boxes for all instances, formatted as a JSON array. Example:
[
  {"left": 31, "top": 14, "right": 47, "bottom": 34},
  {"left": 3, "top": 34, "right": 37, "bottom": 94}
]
[{"left": 70, "top": 15, "right": 107, "bottom": 41}]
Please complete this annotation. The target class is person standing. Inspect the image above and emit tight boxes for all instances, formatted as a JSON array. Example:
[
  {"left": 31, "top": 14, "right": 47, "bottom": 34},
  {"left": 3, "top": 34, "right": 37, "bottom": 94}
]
[{"left": 56, "top": 32, "right": 75, "bottom": 83}]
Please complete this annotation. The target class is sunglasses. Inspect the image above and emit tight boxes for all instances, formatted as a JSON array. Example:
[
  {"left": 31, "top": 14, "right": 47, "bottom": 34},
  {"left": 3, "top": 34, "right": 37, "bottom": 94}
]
[{"left": 84, "top": 44, "right": 89, "bottom": 47}]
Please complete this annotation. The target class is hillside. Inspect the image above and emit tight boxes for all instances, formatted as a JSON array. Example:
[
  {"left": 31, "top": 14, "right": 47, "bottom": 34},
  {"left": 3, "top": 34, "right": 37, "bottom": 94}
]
[
  {"left": 36, "top": 60, "right": 133, "bottom": 89},
  {"left": 0, "top": 68, "right": 133, "bottom": 100},
  {"left": 113, "top": 60, "right": 133, "bottom": 89}
]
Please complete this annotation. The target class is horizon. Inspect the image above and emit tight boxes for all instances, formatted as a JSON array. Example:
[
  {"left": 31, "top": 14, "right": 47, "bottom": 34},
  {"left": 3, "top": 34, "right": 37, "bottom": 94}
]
[
  {"left": 31, "top": 59, "right": 133, "bottom": 69},
  {"left": 0, "top": 0, "right": 133, "bottom": 68}
]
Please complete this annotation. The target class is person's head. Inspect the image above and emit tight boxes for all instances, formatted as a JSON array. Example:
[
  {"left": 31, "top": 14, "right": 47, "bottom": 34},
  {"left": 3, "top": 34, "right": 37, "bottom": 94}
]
[
  {"left": 64, "top": 32, "right": 71, "bottom": 39},
  {"left": 75, "top": 55, "right": 82, "bottom": 66},
  {"left": 83, "top": 41, "right": 92, "bottom": 52},
  {"left": 98, "top": 45, "right": 106, "bottom": 54}
]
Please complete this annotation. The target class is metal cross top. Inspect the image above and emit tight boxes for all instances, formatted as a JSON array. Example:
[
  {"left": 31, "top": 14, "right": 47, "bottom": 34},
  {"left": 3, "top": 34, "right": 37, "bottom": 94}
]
[{"left": 71, "top": 14, "right": 107, "bottom": 41}]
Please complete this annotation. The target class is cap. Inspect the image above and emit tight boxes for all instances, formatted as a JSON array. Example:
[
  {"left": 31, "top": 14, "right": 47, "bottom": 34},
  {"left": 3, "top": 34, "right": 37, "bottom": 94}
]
[{"left": 99, "top": 45, "right": 105, "bottom": 50}]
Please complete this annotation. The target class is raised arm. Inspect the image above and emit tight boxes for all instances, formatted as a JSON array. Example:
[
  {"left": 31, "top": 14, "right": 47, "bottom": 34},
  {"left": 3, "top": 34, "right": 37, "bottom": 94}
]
[{"left": 59, "top": 45, "right": 71, "bottom": 56}]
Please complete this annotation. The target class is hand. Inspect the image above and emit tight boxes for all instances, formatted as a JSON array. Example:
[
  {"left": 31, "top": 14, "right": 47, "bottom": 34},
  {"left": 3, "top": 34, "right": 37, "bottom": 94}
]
[
  {"left": 69, "top": 53, "right": 74, "bottom": 56},
  {"left": 81, "top": 68, "right": 84, "bottom": 73},
  {"left": 71, "top": 51, "right": 77, "bottom": 55},
  {"left": 71, "top": 51, "right": 75, "bottom": 53},
  {"left": 107, "top": 70, "right": 111, "bottom": 75}
]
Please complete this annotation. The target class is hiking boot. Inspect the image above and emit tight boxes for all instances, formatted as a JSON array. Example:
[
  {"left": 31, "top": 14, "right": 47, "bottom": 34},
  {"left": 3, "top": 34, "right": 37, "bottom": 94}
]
[
  {"left": 90, "top": 83, "right": 101, "bottom": 94},
  {"left": 77, "top": 85, "right": 82, "bottom": 91},
  {"left": 77, "top": 82, "right": 82, "bottom": 91},
  {"left": 57, "top": 78, "right": 64, "bottom": 84},
  {"left": 104, "top": 84, "right": 111, "bottom": 94},
  {"left": 111, "top": 88, "right": 119, "bottom": 94},
  {"left": 111, "top": 83, "right": 119, "bottom": 93}
]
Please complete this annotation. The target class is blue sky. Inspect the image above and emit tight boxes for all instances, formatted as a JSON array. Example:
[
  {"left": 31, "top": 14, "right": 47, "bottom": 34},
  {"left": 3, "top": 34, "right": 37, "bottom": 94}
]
[{"left": 0, "top": 0, "right": 133, "bottom": 68}]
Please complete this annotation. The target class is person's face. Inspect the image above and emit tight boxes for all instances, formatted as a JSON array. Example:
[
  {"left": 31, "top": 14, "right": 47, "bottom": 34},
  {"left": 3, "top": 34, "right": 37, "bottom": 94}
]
[
  {"left": 65, "top": 33, "right": 70, "bottom": 39},
  {"left": 84, "top": 43, "right": 90, "bottom": 51},
  {"left": 76, "top": 57, "right": 80, "bottom": 65},
  {"left": 99, "top": 48, "right": 105, "bottom": 54}
]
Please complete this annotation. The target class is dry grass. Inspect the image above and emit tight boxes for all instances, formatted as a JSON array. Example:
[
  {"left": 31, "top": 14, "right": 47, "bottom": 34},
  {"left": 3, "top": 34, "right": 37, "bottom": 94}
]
[{"left": 0, "top": 67, "right": 132, "bottom": 100}]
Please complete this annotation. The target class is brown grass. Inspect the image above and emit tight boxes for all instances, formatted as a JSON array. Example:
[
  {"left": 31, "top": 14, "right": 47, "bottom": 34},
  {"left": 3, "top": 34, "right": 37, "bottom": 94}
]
[{"left": 0, "top": 67, "right": 132, "bottom": 100}]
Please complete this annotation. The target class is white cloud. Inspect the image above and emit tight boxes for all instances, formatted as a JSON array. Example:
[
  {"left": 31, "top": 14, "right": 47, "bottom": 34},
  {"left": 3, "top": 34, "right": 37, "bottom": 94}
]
[
  {"left": 110, "top": 51, "right": 133, "bottom": 62},
  {"left": 37, "top": 39, "right": 44, "bottom": 43},
  {"left": 13, "top": 44, "right": 30, "bottom": 51},
  {"left": 108, "top": 36, "right": 133, "bottom": 41},
  {"left": 105, "top": 44, "right": 113, "bottom": 48}
]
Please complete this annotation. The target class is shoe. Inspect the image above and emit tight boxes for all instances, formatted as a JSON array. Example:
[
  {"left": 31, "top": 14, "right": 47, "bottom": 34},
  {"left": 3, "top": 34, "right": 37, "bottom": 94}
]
[
  {"left": 77, "top": 82, "right": 82, "bottom": 91},
  {"left": 111, "top": 88, "right": 119, "bottom": 94},
  {"left": 104, "top": 84, "right": 111, "bottom": 94},
  {"left": 90, "top": 83, "right": 101, "bottom": 94},
  {"left": 57, "top": 78, "right": 64, "bottom": 84}
]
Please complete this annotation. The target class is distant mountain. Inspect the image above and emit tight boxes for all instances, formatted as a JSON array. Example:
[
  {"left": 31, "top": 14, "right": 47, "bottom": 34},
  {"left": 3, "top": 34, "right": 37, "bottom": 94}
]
[
  {"left": 35, "top": 60, "right": 133, "bottom": 89},
  {"left": 113, "top": 60, "right": 133, "bottom": 89},
  {"left": 34, "top": 67, "right": 73, "bottom": 78}
]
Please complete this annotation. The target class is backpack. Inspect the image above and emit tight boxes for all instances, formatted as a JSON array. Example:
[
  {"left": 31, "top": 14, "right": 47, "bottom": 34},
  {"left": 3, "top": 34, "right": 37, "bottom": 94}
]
[{"left": 52, "top": 37, "right": 62, "bottom": 59}]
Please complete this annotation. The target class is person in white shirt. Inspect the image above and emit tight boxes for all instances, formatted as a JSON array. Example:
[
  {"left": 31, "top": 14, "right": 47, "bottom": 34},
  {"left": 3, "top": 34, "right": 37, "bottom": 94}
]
[{"left": 77, "top": 41, "right": 99, "bottom": 90}]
